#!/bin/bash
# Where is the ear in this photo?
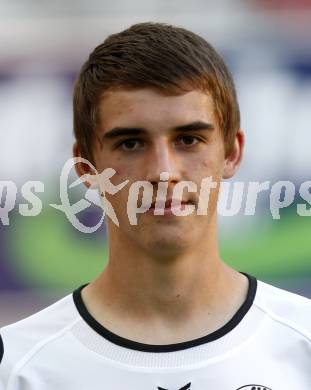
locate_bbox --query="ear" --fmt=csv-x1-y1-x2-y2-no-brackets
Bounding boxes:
72,142,96,189
222,129,245,179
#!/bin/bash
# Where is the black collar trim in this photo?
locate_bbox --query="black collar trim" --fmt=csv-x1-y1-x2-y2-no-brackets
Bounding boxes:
72,272,257,353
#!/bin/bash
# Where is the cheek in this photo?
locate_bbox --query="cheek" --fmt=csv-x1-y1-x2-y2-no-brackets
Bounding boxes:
201,155,224,174
199,159,215,176
201,159,211,169
110,157,137,178
100,159,128,184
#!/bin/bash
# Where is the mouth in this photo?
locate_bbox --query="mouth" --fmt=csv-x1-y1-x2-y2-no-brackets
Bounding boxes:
147,199,195,215
150,199,193,208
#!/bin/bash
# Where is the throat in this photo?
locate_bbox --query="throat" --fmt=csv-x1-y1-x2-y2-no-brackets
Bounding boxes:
81,264,249,346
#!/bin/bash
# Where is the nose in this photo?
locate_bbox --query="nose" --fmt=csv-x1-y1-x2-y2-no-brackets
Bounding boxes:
145,138,181,185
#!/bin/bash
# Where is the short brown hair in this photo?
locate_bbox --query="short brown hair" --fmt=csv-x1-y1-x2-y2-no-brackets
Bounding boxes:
73,22,240,164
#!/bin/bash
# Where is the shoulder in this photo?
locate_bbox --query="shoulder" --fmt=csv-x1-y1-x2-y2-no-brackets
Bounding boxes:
0,291,79,386
254,279,311,339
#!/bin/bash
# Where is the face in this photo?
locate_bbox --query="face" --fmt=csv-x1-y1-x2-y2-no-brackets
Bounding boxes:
75,88,243,256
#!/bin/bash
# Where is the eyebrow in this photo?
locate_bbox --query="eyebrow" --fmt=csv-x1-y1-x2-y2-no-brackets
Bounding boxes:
102,121,215,140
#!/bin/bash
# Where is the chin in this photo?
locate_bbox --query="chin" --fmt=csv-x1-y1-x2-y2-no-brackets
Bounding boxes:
140,229,194,257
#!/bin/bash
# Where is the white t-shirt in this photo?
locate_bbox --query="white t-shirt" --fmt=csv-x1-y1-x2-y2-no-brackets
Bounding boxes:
0,272,310,390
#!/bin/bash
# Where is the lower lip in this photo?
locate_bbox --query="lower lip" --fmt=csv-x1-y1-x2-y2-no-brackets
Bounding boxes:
146,203,191,216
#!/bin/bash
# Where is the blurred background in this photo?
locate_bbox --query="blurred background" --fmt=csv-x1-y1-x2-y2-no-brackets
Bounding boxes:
1,0,311,327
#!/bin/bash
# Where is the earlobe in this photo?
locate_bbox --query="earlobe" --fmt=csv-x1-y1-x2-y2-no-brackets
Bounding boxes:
223,160,236,179
222,129,245,179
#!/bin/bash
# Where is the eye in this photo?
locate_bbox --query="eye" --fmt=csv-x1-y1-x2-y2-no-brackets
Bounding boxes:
175,135,201,147
117,139,144,151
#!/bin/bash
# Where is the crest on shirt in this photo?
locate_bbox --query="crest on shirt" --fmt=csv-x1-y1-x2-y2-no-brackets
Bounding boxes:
157,383,272,390
235,385,272,390
158,382,191,390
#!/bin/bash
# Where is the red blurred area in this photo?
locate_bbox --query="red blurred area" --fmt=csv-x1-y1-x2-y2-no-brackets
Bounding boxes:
252,0,311,10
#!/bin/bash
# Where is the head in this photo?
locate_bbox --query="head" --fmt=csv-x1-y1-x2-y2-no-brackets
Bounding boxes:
73,22,244,257
73,22,241,165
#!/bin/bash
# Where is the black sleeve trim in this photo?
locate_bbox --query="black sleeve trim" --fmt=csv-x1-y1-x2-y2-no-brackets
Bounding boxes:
0,334,4,364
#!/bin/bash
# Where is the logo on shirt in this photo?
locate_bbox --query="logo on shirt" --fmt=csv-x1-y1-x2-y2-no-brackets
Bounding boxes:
236,386,272,390
158,383,191,390
157,383,271,390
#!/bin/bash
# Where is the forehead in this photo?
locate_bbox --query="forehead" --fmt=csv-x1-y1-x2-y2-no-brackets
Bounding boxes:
97,88,216,131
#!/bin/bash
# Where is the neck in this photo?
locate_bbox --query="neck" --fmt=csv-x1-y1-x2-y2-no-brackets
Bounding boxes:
83,222,249,342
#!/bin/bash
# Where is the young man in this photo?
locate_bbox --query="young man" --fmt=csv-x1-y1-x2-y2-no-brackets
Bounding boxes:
0,22,310,390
